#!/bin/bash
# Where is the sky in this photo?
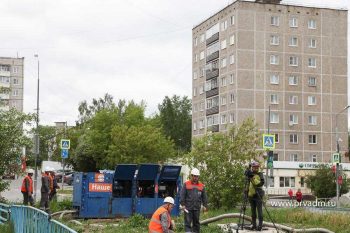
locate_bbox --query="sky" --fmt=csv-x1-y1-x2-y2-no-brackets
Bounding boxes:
0,0,349,126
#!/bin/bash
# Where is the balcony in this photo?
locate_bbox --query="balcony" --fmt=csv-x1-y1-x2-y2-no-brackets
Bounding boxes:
0,71,10,76
0,83,10,88
208,124,219,132
206,68,219,80
206,32,219,46
206,51,219,63
0,105,9,111
206,106,219,116
0,93,9,100
206,88,218,98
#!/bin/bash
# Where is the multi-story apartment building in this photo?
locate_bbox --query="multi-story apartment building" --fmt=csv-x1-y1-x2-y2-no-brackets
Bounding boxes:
0,57,24,112
192,0,348,192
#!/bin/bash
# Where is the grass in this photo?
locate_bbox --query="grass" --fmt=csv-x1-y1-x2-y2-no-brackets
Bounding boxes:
57,189,73,195
0,222,14,233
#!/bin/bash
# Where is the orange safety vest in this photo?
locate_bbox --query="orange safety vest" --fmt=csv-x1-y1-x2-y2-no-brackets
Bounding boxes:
48,174,54,192
148,206,171,233
21,175,33,193
185,180,204,191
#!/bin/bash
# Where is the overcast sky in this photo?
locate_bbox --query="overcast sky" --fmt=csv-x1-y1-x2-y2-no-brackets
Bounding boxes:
0,0,348,126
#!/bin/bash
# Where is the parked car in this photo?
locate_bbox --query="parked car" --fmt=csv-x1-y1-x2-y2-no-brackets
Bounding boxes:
55,170,73,182
64,173,74,185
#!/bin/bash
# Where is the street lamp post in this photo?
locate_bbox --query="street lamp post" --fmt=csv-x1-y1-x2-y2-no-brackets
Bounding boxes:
33,54,40,203
335,105,349,207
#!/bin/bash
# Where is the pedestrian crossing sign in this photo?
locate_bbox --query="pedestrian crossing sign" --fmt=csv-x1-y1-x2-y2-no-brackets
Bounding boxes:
263,134,275,150
60,139,70,150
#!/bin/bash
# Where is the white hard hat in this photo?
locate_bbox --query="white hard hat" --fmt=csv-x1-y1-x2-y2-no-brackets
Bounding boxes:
164,197,175,205
27,169,34,174
191,168,200,176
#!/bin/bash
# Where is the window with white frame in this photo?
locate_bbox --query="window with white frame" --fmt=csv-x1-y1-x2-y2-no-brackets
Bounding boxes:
288,75,298,85
308,77,316,86
275,134,279,143
230,15,235,25
270,35,279,45
289,37,298,46
308,115,317,125
200,67,205,78
206,41,219,57
200,33,205,42
200,102,205,111
289,114,298,124
269,176,275,187
289,17,298,27
221,20,227,31
194,54,198,62
290,154,298,161
193,103,198,113
290,134,298,144
229,35,235,45
311,154,317,162
206,23,219,39
206,96,219,109
193,122,197,131
270,55,279,65
270,74,279,84
221,58,227,68
221,76,227,87
289,56,298,66
270,94,278,104
309,134,317,144
200,51,205,60
308,58,316,68
0,76,10,83
13,67,18,73
13,78,19,85
221,39,227,49
221,96,227,105
194,37,198,46
271,16,279,26
229,54,234,64
308,19,316,29
230,74,234,84
280,177,295,187
207,114,219,127
199,85,204,94
205,78,218,91
12,90,19,96
270,112,279,123
193,87,197,96
289,95,298,104
221,114,227,124
309,38,317,48
199,119,205,129
193,71,198,80
308,96,316,105
229,113,234,123
230,93,234,103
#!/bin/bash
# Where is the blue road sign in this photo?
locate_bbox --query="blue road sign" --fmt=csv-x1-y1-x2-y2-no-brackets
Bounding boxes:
61,149,69,159
263,134,275,150
60,139,70,149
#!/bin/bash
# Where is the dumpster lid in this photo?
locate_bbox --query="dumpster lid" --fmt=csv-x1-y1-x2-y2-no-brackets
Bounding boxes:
159,165,182,181
114,164,137,180
136,164,160,181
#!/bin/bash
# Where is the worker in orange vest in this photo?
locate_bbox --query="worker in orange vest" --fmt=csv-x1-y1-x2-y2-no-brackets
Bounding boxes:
148,197,175,233
21,169,34,206
40,167,51,213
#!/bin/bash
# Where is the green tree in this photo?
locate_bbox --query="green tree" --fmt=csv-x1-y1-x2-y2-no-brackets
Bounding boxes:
158,95,192,152
0,109,34,192
306,164,349,198
185,118,261,209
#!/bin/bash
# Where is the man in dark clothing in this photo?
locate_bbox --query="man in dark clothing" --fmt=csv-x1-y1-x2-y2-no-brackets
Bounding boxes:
247,161,265,231
21,169,34,206
180,168,208,233
49,171,60,201
40,167,51,213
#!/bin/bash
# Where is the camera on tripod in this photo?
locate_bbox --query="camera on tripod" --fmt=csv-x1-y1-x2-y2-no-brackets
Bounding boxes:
244,165,254,178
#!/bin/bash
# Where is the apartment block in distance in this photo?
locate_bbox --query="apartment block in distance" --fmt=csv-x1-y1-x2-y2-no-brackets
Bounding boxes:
192,0,348,192
0,57,24,112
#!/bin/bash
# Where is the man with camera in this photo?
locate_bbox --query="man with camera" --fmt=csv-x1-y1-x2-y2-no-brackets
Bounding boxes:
246,161,265,231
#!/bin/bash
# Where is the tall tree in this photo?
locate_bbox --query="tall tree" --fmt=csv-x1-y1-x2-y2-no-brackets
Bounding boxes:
0,109,34,192
158,95,192,152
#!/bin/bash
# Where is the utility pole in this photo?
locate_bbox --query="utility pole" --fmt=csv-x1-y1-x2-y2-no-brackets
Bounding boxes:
33,54,40,203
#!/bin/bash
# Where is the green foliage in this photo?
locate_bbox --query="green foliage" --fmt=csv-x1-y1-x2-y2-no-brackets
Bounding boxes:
305,164,349,198
49,199,73,213
158,95,192,152
185,118,261,209
0,109,34,192
0,222,14,233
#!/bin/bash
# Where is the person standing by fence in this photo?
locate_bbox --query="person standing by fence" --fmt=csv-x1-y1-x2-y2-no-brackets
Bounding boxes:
21,169,34,206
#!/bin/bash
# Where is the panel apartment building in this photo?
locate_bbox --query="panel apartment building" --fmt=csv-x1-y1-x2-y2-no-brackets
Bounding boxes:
192,0,348,191
0,57,24,112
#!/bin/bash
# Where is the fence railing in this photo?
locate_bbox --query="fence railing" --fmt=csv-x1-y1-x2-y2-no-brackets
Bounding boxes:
0,203,77,233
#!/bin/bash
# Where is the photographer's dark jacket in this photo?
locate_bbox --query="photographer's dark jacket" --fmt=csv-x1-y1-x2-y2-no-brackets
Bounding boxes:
180,180,208,210
248,172,264,199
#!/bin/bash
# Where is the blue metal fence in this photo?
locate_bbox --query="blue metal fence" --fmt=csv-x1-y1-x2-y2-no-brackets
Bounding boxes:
0,203,77,233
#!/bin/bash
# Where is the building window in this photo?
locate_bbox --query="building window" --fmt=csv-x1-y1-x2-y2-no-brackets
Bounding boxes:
308,19,316,29
275,134,279,143
12,90,19,96
221,96,227,105
288,76,298,85
289,95,298,105
13,67,18,73
205,78,218,91
221,114,227,124
289,114,298,124
230,15,235,25
221,20,227,31
229,54,234,64
221,77,227,87
308,134,317,144
194,37,198,46
311,154,317,162
199,85,204,95
290,134,298,144
270,35,279,45
308,115,317,125
207,114,219,127
199,119,205,129
193,122,197,131
200,51,205,60
309,38,317,48
270,94,278,104
200,34,205,42
308,96,316,105
290,154,298,161
280,177,295,187
194,54,198,62
206,23,219,39
270,55,279,65
193,71,198,80
269,177,274,187
206,41,219,58
230,74,234,84
308,77,316,86
271,16,279,26
273,153,279,161
308,58,316,68
270,112,279,123
230,93,234,103
221,58,227,68
193,104,197,113
270,74,279,84
289,56,298,66
0,76,10,83
200,67,205,78
289,37,298,47
221,39,227,50
206,96,219,109
229,35,235,45
200,102,204,111
289,17,298,27
300,177,305,187
0,65,10,71
13,78,19,85
193,87,197,97
229,113,234,123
